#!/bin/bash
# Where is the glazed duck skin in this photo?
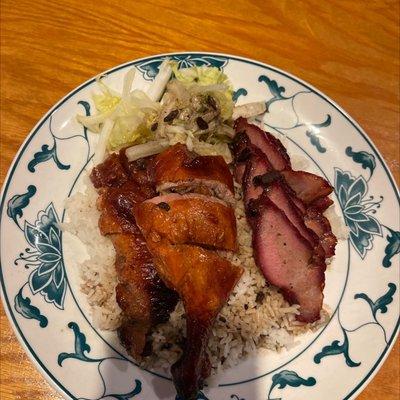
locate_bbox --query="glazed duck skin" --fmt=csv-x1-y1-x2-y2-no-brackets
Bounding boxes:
90,151,178,357
133,240,243,400
169,245,242,400
135,193,237,252
152,143,235,203
134,192,243,400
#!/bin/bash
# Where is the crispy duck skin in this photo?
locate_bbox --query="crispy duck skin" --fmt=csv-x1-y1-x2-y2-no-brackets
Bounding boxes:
134,192,242,400
111,232,178,356
91,153,130,189
169,246,242,400
152,143,234,202
135,239,242,400
136,193,237,252
90,151,178,357
248,194,325,322
91,151,156,200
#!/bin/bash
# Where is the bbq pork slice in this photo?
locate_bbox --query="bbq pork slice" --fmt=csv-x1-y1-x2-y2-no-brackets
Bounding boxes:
152,143,235,204
230,131,252,184
234,117,291,171
262,181,322,252
242,147,274,207
243,152,326,259
280,170,333,205
304,207,337,258
90,151,178,357
249,195,325,322
233,119,333,203
231,118,336,322
309,196,334,213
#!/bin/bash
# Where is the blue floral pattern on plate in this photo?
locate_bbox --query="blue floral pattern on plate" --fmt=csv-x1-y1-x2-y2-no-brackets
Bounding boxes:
6,185,37,230
335,168,382,258
137,54,228,81
23,203,66,309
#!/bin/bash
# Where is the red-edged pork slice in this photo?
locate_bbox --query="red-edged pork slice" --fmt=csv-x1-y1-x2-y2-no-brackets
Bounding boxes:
234,117,291,171
277,185,336,258
262,181,320,249
242,148,274,207
235,164,246,186
242,153,319,248
248,195,325,322
287,191,307,214
309,196,334,212
280,170,333,204
274,177,336,258
304,208,337,258
267,174,309,215
230,132,252,184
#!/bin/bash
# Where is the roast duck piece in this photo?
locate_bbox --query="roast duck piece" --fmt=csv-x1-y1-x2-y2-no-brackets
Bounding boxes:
152,143,235,204
134,193,242,399
90,152,179,358
92,144,243,400
231,117,337,323
134,144,243,400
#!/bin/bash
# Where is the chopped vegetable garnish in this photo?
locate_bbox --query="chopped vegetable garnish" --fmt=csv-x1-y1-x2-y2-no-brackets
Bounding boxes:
125,140,169,161
77,60,266,164
232,101,266,120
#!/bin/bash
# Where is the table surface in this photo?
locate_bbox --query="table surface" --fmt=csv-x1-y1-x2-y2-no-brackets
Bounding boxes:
1,0,399,399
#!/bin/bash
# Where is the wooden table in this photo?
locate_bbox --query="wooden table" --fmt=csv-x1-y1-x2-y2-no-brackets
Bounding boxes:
1,0,399,399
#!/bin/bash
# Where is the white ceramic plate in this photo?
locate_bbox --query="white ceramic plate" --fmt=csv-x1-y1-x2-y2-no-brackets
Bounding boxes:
1,52,399,400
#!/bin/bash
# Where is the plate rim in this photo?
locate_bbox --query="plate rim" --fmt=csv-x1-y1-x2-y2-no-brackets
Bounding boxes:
0,51,399,400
